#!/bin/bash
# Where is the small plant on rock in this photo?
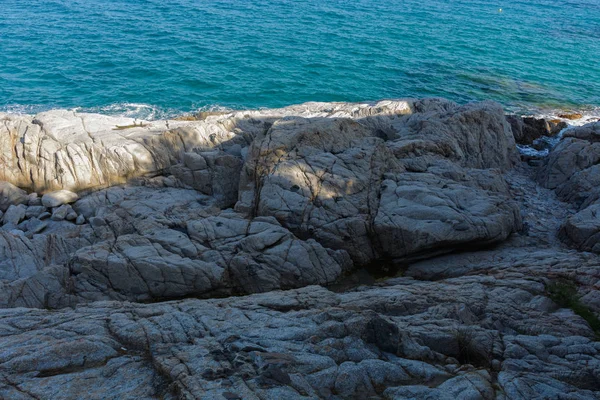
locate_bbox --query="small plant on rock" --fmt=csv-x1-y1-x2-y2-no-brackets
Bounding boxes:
546,279,600,336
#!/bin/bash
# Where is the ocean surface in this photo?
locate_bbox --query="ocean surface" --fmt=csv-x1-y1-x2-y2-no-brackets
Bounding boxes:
1,0,599,119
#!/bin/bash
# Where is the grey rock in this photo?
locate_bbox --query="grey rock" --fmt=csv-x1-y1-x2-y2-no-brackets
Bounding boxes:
183,151,208,170
0,100,597,399
236,104,520,266
538,122,600,252
29,218,48,234
75,214,85,225
25,205,46,219
172,150,243,208
68,212,351,302
66,209,78,221
0,181,28,212
560,203,600,253
27,192,42,206
2,204,26,225
51,204,71,221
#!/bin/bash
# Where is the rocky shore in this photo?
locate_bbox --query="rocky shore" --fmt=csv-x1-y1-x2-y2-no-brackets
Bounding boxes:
0,99,598,399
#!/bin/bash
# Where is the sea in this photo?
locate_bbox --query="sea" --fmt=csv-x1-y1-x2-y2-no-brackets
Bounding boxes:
1,0,599,121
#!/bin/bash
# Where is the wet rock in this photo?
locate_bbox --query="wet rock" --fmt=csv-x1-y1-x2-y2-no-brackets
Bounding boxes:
558,112,583,120
506,115,558,145
548,119,568,136
75,214,85,225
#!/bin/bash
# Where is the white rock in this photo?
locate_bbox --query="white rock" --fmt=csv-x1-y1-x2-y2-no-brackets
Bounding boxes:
42,190,79,208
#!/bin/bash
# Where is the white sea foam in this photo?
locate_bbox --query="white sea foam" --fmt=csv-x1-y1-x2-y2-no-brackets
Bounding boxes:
0,103,239,121
527,106,600,127
514,106,600,158
73,103,180,121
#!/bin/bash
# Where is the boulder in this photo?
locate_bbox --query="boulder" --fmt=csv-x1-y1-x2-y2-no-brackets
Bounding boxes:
2,204,26,225
560,203,600,253
538,122,600,206
548,119,568,136
51,204,71,221
25,205,46,219
0,181,28,212
42,190,79,208
236,117,401,265
27,192,41,206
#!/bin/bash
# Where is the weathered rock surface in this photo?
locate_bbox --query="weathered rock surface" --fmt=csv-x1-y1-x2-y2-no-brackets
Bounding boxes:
0,181,28,212
538,122,600,253
69,212,350,303
1,269,598,399
0,100,598,399
0,183,351,308
237,101,521,265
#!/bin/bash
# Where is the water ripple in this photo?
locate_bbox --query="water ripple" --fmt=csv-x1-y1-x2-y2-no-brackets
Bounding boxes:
0,0,598,116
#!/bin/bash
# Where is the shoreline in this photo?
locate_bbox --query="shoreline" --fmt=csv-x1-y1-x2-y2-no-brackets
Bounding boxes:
1,99,600,126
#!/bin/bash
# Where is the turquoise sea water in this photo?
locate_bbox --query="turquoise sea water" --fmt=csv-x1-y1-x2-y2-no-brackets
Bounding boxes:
1,0,599,119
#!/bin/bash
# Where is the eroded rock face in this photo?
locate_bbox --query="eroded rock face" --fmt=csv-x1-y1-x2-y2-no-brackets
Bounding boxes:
374,170,521,261
1,268,599,400
170,150,244,208
0,183,351,307
0,110,267,194
237,117,401,265
539,122,600,253
69,212,350,303
237,101,521,265
1,99,595,399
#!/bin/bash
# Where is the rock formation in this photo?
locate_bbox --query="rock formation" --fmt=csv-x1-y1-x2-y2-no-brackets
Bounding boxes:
535,121,600,254
0,100,598,399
